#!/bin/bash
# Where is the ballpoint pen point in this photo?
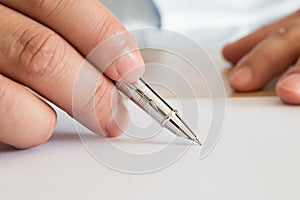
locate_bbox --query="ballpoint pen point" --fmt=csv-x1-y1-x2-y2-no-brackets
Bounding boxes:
193,138,202,146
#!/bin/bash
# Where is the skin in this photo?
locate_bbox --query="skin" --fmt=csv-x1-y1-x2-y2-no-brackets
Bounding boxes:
0,0,144,149
223,9,300,105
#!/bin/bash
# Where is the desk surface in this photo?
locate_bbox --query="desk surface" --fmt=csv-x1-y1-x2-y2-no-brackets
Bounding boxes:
1,50,299,200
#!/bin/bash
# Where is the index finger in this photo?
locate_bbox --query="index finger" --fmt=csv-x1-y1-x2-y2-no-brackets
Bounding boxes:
1,0,144,82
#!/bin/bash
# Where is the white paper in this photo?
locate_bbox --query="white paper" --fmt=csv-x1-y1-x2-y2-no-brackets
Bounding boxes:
1,50,300,200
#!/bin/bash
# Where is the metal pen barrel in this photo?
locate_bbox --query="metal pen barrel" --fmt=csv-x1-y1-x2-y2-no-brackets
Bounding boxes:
116,78,201,145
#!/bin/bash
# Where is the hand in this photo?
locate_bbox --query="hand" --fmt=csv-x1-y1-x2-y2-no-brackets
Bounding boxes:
0,0,144,148
223,9,300,105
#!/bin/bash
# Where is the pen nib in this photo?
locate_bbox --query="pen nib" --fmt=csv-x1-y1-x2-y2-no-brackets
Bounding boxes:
193,138,202,146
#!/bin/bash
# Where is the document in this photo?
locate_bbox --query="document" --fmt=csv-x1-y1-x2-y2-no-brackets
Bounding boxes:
1,50,299,200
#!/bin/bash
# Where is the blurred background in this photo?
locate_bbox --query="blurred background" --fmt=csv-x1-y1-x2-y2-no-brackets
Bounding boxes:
99,0,300,48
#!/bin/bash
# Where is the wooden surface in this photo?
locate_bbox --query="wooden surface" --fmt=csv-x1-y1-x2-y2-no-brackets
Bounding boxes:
222,68,277,97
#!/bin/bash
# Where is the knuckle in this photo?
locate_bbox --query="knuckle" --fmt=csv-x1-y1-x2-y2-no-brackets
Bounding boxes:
272,27,288,38
98,14,117,37
272,27,292,43
272,23,300,50
85,12,124,49
16,30,64,78
271,28,289,44
27,0,65,16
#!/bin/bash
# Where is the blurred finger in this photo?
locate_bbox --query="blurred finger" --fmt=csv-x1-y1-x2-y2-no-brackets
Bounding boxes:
223,9,300,64
229,18,300,92
0,74,56,149
276,58,300,105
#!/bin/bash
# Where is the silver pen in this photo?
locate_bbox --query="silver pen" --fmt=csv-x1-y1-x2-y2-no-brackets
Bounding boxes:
116,78,201,145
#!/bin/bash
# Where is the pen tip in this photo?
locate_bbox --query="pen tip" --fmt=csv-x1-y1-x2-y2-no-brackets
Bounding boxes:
193,138,202,146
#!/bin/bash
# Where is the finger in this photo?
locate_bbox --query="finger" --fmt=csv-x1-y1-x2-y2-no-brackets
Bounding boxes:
0,5,128,137
276,58,300,105
223,9,300,64
229,18,300,92
0,74,56,149
72,64,129,137
1,0,145,83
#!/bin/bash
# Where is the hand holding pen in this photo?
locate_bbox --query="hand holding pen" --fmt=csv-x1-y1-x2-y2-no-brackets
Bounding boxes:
0,1,144,148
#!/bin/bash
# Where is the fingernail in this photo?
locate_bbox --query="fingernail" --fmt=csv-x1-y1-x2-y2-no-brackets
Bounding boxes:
230,66,253,88
116,52,145,83
278,74,300,94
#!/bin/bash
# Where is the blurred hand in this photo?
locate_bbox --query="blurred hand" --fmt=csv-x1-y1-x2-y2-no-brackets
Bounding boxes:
223,9,300,104
0,0,144,148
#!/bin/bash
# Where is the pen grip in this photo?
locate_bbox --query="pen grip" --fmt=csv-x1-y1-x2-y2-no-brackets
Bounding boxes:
116,78,199,140
116,78,175,125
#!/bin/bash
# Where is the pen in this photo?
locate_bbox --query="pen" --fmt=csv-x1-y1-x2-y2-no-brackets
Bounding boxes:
116,78,201,145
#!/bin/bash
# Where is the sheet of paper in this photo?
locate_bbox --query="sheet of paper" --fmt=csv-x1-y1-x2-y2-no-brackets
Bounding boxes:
1,50,300,200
